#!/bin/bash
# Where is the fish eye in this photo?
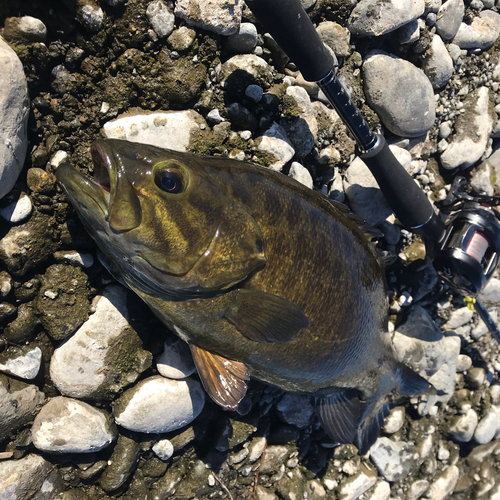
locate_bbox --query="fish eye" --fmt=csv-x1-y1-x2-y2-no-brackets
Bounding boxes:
154,166,185,194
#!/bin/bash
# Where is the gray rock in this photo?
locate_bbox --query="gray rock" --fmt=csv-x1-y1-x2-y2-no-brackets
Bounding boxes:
76,0,104,32
276,394,314,429
474,407,500,444
156,339,196,379
300,0,317,8
225,22,258,54
369,437,415,482
363,51,436,138
448,408,478,442
206,109,224,125
245,84,263,102
0,345,41,380
255,122,295,171
152,439,175,461
435,0,464,40
53,250,94,268
456,354,472,372
0,37,29,200
103,110,207,152
0,191,32,224
289,162,314,189
366,480,390,500
32,396,117,453
452,15,500,49
348,0,425,37
440,87,494,169
480,277,500,303
175,0,244,36
167,27,196,51
444,306,473,329
425,0,442,12
113,375,205,433
3,16,47,43
422,34,453,89
50,285,152,399
382,406,405,434
407,479,430,500
424,465,459,500
146,0,175,38
398,19,420,44
316,21,351,58
226,102,258,132
222,54,272,83
0,454,52,500
339,464,377,499
0,374,45,441
344,156,393,227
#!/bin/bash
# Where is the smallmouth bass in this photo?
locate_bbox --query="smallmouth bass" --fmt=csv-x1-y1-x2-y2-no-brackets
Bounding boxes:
56,138,431,453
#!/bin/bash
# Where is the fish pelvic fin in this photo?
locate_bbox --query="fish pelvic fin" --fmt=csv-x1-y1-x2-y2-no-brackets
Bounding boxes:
355,362,433,455
314,389,361,445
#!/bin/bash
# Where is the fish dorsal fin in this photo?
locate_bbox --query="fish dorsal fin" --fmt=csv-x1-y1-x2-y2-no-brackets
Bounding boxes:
314,389,361,445
223,289,310,343
327,199,383,241
190,344,249,410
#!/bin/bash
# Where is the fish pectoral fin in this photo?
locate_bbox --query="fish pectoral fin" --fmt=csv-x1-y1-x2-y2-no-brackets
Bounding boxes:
222,289,310,343
190,344,249,411
355,398,391,455
314,390,361,445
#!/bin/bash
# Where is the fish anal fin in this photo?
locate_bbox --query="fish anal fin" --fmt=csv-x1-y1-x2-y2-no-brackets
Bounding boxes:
223,289,310,343
190,344,249,410
314,389,361,445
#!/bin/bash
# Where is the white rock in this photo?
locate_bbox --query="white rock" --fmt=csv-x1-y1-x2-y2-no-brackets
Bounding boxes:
435,0,464,40
156,339,196,379
103,110,207,152
50,285,152,399
175,0,244,36
78,1,104,32
0,192,32,224
456,354,472,372
146,0,175,38
339,464,377,500
382,406,405,434
225,23,258,54
53,250,94,268
0,37,29,200
452,16,500,49
363,51,436,138
222,54,272,82
407,479,430,500
425,465,459,500
0,346,41,380
480,278,500,303
152,439,175,461
289,162,313,189
7,16,47,42
448,408,478,442
49,150,69,169
422,34,453,89
444,306,474,329
0,454,52,500
32,397,117,453
369,437,415,482
113,375,205,433
366,480,391,500
255,122,295,171
348,0,425,37
474,407,500,444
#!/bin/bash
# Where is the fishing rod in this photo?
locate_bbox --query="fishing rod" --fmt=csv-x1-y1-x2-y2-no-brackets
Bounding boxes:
245,0,500,340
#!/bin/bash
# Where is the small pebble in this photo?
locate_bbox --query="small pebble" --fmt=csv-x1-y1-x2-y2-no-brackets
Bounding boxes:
0,192,32,224
152,439,174,461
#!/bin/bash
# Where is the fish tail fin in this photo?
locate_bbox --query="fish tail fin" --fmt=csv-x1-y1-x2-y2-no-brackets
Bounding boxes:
355,362,433,455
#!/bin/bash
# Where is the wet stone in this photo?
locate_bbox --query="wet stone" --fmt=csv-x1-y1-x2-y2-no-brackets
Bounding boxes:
260,445,289,474
31,396,117,453
369,437,415,482
2,301,38,343
0,345,42,380
156,338,196,379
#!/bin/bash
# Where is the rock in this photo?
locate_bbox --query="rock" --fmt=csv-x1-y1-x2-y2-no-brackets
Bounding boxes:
225,22,258,54
348,0,425,37
480,277,500,303
50,285,152,400
0,191,32,224
222,53,272,84
448,408,478,442
363,51,436,138
99,434,141,492
425,465,459,500
382,406,405,434
167,27,196,51
435,0,465,40
0,37,29,200
452,16,500,50
174,0,244,36
0,454,52,499
32,397,117,453
226,102,258,132
2,301,38,343
466,366,486,389
103,110,207,152
276,394,314,429
289,162,314,189
255,122,295,171
3,16,47,43
156,339,196,379
0,374,45,441
369,437,415,482
366,480,391,500
339,463,378,500
399,19,420,44
422,34,453,89
113,375,205,433
343,156,393,227
152,439,175,461
474,407,500,444
444,306,473,329
456,354,472,372
407,479,430,500
245,84,264,102
146,0,175,38
317,21,351,58
440,87,494,169
0,345,42,380
53,250,94,268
